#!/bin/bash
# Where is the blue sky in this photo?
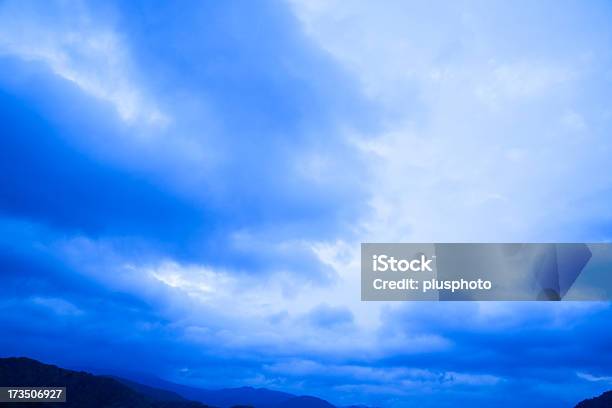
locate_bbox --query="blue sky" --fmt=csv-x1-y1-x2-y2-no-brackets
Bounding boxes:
1,0,612,407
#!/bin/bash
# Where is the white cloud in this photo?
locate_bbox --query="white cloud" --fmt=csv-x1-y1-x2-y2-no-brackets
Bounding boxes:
265,359,502,388
289,0,612,244
281,1,612,344
577,372,612,383
49,232,458,359
474,61,572,109
0,1,168,126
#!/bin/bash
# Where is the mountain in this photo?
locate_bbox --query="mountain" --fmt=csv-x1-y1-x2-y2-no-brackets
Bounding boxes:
0,357,373,408
176,385,292,408
107,371,338,408
0,357,211,408
143,382,294,408
277,396,335,408
575,390,612,407
106,376,189,402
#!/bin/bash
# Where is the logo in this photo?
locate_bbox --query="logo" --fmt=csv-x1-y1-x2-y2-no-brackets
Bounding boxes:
372,254,434,272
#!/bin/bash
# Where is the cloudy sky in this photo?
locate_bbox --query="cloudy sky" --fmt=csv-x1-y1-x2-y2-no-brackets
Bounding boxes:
1,1,612,407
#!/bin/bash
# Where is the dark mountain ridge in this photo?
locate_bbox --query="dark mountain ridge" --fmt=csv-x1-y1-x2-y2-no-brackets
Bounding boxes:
0,357,210,408
1,357,608,408
0,357,363,408
575,390,612,408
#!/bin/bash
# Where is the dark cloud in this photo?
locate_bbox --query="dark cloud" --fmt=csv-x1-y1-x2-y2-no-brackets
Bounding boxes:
0,82,208,243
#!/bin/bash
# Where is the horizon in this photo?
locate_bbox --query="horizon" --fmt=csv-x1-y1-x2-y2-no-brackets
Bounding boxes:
1,1,612,407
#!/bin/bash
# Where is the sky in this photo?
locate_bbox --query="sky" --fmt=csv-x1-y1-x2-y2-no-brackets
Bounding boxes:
1,0,612,407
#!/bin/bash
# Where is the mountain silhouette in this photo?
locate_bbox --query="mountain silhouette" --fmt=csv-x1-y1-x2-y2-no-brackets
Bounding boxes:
0,357,370,408
277,396,335,408
104,376,192,402
0,357,212,408
131,380,294,408
107,367,365,408
575,390,612,407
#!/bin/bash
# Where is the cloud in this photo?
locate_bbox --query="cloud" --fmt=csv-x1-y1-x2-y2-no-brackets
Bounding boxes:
577,372,612,384
474,60,573,109
30,296,84,316
305,304,355,329
0,0,168,126
0,96,205,243
265,359,501,388
290,0,612,243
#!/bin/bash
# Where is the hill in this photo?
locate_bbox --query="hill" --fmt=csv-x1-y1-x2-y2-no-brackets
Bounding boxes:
0,357,374,408
575,390,612,408
0,357,211,408
277,396,335,408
